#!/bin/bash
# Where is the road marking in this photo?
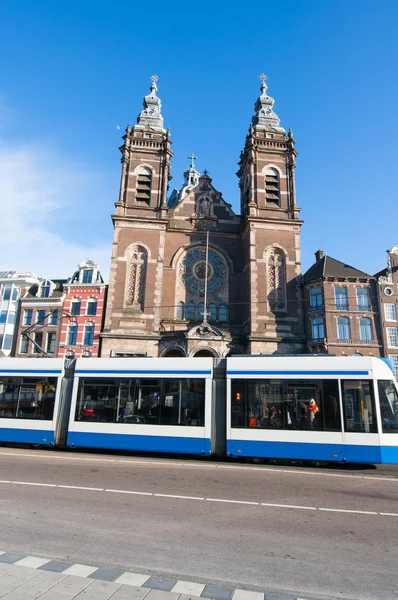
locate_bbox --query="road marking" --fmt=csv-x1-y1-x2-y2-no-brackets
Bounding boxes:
0,478,396,517
0,449,397,484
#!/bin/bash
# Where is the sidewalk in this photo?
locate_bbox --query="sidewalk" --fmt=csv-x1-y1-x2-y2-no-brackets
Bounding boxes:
0,551,308,600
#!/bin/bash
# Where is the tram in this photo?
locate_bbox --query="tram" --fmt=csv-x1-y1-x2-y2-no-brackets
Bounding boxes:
0,356,397,464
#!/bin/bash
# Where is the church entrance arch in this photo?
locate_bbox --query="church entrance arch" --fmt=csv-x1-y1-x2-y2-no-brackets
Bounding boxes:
191,347,218,358
161,347,186,357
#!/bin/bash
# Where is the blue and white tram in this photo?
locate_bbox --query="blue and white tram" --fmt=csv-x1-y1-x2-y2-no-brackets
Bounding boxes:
65,357,215,455
226,356,398,464
0,358,65,445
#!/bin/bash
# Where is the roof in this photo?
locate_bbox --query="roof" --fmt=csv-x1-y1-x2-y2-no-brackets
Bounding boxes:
303,255,372,282
24,279,66,299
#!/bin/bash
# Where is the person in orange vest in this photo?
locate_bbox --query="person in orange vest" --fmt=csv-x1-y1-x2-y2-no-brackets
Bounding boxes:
308,398,319,428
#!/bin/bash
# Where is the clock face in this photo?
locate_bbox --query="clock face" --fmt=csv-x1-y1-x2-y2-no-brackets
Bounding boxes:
180,249,226,294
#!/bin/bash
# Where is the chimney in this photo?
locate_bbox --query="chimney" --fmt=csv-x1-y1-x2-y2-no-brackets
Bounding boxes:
315,249,324,262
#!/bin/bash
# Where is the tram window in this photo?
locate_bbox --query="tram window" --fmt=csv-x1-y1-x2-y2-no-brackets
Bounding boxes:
377,381,398,433
342,380,377,433
231,379,341,431
0,377,57,420
75,378,205,426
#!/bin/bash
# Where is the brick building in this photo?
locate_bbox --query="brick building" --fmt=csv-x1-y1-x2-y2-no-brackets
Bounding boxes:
101,76,305,357
58,259,106,359
375,245,398,376
14,278,65,357
302,250,382,357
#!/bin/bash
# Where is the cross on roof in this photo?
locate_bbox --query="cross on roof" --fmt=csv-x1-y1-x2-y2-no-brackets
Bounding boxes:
259,73,267,82
151,74,159,83
188,153,197,168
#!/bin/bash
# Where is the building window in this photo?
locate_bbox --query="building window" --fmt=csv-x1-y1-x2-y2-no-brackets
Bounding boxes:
50,311,58,326
310,288,323,311
82,269,93,284
385,304,397,321
83,324,95,346
34,332,43,353
186,302,195,320
342,380,377,433
386,327,398,348
357,288,370,311
40,281,51,298
218,304,228,322
20,336,28,354
71,300,81,316
335,287,348,310
68,324,78,345
208,303,217,322
12,288,19,301
136,167,152,203
3,335,12,351
126,245,147,310
0,311,7,323
46,332,56,354
265,168,280,205
87,299,97,316
8,312,16,324
267,248,286,310
37,310,46,325
176,301,185,320
198,302,204,319
389,355,398,378
360,317,373,341
24,310,33,326
337,316,351,340
3,286,11,301
312,317,325,339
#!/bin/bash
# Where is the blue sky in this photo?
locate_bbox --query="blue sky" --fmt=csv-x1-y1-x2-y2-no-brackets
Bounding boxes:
0,0,397,280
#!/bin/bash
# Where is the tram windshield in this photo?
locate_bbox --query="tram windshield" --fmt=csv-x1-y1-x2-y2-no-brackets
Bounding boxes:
377,381,398,432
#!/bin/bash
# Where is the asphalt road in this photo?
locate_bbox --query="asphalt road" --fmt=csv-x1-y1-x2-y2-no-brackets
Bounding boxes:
0,448,397,600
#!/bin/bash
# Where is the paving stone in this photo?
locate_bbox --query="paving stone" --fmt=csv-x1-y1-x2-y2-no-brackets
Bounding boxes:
14,557,50,569
115,572,150,587
4,570,67,597
39,560,73,573
0,563,18,575
110,584,151,599
62,564,98,577
142,577,178,592
233,591,264,600
201,585,233,600
72,579,121,599
34,574,93,600
172,580,205,596
0,554,25,564
265,595,296,600
0,566,39,594
89,567,123,582
178,595,204,600
143,590,180,600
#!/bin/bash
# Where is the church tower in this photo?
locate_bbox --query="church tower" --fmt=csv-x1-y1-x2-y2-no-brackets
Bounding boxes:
237,75,304,354
101,76,173,357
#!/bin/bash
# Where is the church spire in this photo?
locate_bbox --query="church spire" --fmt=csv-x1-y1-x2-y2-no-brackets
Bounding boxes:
251,74,285,133
134,74,165,132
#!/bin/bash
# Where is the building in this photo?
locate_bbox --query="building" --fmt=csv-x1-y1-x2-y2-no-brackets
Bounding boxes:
0,271,40,357
101,75,304,357
58,259,106,358
14,278,65,357
302,250,382,356
375,245,398,376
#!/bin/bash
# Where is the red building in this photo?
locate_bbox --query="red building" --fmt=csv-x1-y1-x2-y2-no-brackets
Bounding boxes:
58,259,107,358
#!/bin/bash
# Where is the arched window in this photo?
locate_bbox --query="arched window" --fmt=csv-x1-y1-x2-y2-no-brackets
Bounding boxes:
71,299,81,316
267,248,286,310
87,298,97,316
265,168,280,205
337,316,351,340
360,317,373,341
186,302,195,320
136,167,152,203
312,317,325,340
84,322,95,346
208,303,217,321
176,301,185,320
126,245,147,310
218,304,228,322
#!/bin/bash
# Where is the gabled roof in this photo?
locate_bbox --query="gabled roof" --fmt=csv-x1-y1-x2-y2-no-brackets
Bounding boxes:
303,255,372,282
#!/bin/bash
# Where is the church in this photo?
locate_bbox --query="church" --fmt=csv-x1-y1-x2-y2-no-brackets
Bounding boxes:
100,75,305,357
